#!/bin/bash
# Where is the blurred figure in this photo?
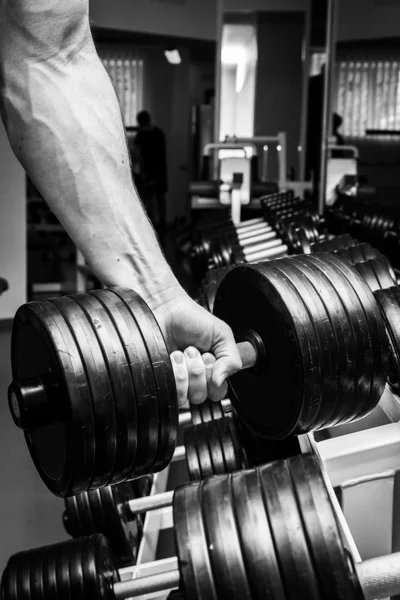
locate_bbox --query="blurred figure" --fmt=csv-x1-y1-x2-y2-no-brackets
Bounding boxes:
332,112,345,146
134,111,168,235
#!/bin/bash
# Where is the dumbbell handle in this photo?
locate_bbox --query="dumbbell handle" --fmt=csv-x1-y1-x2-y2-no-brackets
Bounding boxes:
113,552,400,599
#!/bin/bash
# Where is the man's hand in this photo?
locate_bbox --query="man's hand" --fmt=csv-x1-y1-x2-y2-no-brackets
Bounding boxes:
154,295,242,407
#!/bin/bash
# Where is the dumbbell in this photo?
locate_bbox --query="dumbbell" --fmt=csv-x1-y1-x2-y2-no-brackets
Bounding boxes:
4,453,400,600
374,285,400,386
8,253,391,495
191,220,276,275
63,479,151,568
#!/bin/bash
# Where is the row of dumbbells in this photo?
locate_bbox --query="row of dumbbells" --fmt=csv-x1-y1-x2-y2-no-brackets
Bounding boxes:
61,398,299,569
3,451,400,600
327,195,400,268
198,233,397,315
189,191,323,277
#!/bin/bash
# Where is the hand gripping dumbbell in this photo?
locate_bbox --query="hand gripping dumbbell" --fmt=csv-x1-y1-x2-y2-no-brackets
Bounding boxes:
8,254,391,495
4,453,400,600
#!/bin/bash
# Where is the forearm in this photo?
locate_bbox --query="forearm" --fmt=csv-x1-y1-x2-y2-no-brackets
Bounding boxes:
0,2,183,308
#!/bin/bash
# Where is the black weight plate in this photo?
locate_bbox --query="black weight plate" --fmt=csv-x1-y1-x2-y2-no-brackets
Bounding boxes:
202,475,252,600
259,460,321,600
205,420,227,475
218,417,244,474
95,535,120,600
98,293,158,479
69,539,86,600
184,425,202,481
291,255,355,428
213,264,303,439
173,482,218,600
73,293,135,484
272,260,337,431
55,539,72,600
43,543,58,599
305,255,371,426
89,291,140,482
76,491,97,533
49,296,116,490
194,423,214,479
354,262,381,292
64,495,84,538
80,536,109,600
111,288,178,474
29,549,46,600
191,401,212,425
374,288,400,383
16,551,32,600
231,469,285,600
321,254,388,421
11,301,95,496
257,261,322,433
347,245,367,264
289,454,364,600
98,484,137,566
369,258,396,290
210,401,224,420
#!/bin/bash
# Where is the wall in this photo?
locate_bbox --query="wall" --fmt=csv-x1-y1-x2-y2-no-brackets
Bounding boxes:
254,12,305,180
338,0,400,42
0,124,26,321
90,0,217,41
223,0,310,11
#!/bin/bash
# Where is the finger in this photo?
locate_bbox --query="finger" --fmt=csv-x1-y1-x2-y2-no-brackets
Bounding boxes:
203,352,227,402
212,324,243,388
170,351,189,407
184,346,208,405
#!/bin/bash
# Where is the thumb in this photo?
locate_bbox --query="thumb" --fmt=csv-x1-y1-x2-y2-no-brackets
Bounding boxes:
211,326,242,387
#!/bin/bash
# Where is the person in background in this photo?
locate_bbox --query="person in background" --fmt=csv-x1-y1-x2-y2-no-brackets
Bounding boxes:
134,110,168,236
332,112,345,146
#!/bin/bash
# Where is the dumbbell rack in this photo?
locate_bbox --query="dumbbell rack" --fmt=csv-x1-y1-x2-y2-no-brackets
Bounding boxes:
116,384,400,600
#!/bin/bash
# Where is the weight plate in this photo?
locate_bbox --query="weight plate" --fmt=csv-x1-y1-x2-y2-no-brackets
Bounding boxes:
16,551,32,600
374,288,400,383
69,538,86,600
231,469,285,600
304,254,371,425
11,301,95,496
259,460,321,600
183,425,202,481
111,288,178,474
77,490,98,533
321,254,388,421
272,260,337,430
100,292,158,479
43,543,58,599
55,539,72,600
89,291,140,482
213,264,304,439
347,245,367,264
218,417,244,474
194,422,214,479
81,535,119,600
202,475,252,600
73,293,135,485
29,549,46,600
369,258,396,290
191,401,212,425
2,555,20,600
354,262,381,292
289,454,364,600
275,255,354,430
205,420,227,476
173,482,218,600
64,495,84,538
257,261,322,433
49,296,116,490
98,483,138,566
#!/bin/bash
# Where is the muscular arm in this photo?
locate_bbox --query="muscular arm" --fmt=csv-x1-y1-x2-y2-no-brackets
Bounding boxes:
0,1,242,404
0,0,180,309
